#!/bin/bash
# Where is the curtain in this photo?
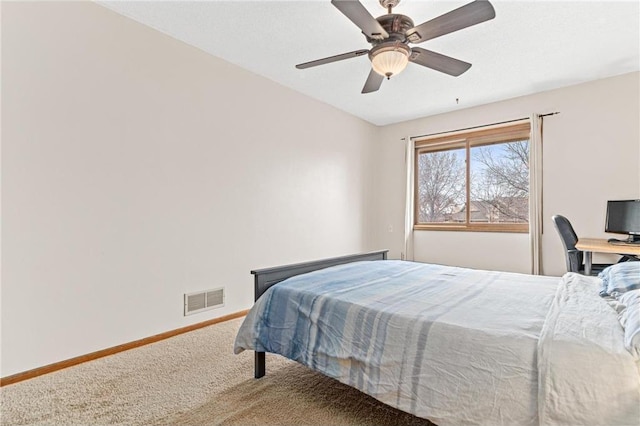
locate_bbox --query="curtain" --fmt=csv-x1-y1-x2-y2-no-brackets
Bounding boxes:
529,114,544,274
403,137,415,261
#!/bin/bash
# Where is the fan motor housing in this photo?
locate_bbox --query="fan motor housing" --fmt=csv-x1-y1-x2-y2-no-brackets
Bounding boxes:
366,14,415,44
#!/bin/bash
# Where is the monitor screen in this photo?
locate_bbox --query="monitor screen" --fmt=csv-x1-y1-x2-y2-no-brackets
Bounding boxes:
605,200,640,238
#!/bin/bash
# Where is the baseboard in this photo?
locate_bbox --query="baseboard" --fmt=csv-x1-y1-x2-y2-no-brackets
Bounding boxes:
0,309,249,387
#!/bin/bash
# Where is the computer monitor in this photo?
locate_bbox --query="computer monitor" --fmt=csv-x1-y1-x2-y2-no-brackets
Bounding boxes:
605,199,640,243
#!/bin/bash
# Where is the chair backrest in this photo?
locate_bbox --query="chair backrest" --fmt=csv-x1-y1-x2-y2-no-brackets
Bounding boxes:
552,214,583,272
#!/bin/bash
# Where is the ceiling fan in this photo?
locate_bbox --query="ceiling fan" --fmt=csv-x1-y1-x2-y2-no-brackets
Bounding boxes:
296,0,496,94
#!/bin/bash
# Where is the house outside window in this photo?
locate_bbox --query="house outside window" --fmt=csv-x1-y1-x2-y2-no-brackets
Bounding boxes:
414,121,531,233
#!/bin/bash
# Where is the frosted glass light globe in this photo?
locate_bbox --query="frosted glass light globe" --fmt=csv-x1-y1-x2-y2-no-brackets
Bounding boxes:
370,43,410,79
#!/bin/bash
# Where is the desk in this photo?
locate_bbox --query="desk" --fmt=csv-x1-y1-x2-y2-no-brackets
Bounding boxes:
575,238,640,275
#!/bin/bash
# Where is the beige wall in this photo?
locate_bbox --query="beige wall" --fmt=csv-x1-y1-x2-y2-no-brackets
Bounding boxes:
372,72,640,275
1,2,377,377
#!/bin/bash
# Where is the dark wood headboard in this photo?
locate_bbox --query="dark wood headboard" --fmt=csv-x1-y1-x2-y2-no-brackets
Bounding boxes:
250,250,389,301
249,249,389,378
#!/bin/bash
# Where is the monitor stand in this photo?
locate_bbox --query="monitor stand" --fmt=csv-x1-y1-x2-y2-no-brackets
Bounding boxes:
627,234,640,244
609,234,640,245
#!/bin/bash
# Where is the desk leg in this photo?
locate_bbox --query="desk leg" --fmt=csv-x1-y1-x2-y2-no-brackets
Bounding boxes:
584,251,592,276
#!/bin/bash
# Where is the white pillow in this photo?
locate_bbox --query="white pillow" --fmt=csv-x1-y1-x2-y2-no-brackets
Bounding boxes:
617,289,640,358
598,262,640,297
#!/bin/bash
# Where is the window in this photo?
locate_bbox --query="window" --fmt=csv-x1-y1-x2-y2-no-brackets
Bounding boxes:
414,121,531,232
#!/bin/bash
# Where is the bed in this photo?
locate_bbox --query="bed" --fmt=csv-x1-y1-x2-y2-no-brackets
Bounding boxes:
234,251,640,426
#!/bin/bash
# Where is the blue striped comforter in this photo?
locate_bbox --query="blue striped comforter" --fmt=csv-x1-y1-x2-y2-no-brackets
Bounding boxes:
234,260,640,425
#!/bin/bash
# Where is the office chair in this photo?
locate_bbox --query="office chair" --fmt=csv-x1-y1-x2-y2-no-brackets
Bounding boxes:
552,214,613,275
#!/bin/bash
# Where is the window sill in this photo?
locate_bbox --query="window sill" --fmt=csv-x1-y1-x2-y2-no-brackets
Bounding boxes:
413,224,529,233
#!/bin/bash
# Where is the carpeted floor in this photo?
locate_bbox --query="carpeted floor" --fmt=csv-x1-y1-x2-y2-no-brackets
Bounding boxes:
0,317,433,425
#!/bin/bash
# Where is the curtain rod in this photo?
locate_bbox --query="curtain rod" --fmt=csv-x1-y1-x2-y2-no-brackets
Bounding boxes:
405,111,560,141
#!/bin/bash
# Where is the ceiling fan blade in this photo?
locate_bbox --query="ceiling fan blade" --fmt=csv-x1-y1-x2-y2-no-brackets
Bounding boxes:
331,0,389,40
406,0,495,44
296,49,369,69
362,69,384,94
410,47,472,76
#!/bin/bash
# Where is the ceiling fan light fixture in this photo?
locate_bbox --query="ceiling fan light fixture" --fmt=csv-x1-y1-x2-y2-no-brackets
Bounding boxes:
370,43,411,79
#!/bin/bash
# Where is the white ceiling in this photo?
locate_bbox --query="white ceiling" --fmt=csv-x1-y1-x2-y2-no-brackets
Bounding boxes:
98,0,640,126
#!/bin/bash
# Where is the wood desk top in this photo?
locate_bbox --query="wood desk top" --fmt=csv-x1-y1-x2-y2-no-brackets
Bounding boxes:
576,238,640,256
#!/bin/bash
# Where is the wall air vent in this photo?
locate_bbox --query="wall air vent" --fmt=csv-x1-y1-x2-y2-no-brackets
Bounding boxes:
184,287,224,316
